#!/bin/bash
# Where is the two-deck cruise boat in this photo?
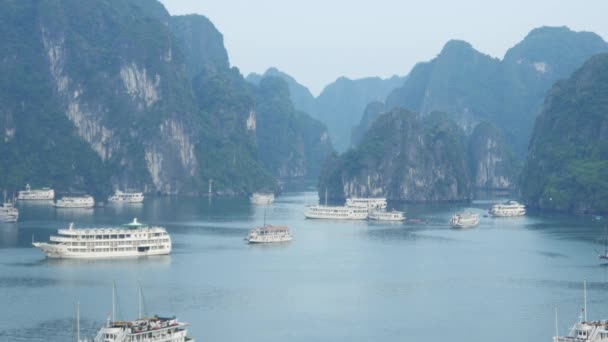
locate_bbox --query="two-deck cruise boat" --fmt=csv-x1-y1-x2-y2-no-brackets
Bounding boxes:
108,190,144,203
346,197,387,210
305,205,369,220
32,218,171,258
553,280,607,342
369,209,405,221
450,212,480,228
489,200,526,217
250,192,275,205
17,184,55,200
246,225,292,243
54,195,95,208
0,202,19,222
77,286,194,342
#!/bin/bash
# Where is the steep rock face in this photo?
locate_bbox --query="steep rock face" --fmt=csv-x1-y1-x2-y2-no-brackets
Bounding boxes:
254,76,333,179
246,68,316,116
319,110,471,201
315,75,406,152
0,0,278,196
190,66,277,193
468,122,519,189
170,15,230,79
522,54,608,214
385,27,608,156
350,101,385,148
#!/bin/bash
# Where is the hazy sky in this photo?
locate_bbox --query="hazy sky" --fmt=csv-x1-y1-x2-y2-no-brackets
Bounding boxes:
160,0,608,95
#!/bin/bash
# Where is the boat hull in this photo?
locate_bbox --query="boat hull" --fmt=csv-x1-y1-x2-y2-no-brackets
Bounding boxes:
246,237,292,243
304,213,368,220
33,243,170,259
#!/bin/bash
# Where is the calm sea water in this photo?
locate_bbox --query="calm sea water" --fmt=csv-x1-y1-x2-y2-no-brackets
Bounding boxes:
0,191,607,342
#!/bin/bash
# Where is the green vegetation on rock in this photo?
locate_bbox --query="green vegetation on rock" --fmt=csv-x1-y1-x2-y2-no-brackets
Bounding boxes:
522,54,608,213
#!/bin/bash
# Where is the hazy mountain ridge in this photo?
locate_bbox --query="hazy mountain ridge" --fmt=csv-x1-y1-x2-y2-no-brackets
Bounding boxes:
385,26,608,156
247,69,407,153
522,53,608,214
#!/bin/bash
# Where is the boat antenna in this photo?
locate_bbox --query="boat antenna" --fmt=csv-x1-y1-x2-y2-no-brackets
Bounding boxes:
138,284,142,319
554,305,559,338
584,279,588,322
112,281,116,322
76,301,80,342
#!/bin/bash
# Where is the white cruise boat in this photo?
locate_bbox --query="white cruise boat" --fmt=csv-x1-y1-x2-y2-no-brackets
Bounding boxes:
32,218,171,259
86,316,193,342
369,209,405,221
489,200,526,217
246,225,292,243
54,195,95,208
250,192,275,205
108,190,144,203
17,184,55,200
0,202,19,222
346,197,387,210
554,280,607,342
305,205,368,220
450,212,480,228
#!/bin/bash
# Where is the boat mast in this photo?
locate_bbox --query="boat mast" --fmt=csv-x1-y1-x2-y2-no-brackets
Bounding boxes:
584,279,588,322
554,305,559,338
325,188,328,206
112,281,116,322
138,285,142,319
76,301,80,342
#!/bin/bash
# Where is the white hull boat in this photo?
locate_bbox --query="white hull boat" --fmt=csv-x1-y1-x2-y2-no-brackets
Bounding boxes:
33,218,171,259
54,195,95,208
250,192,275,205
0,203,19,222
246,225,292,243
346,197,387,210
108,190,144,203
450,212,480,228
17,184,55,200
305,205,368,220
369,209,405,221
489,200,526,217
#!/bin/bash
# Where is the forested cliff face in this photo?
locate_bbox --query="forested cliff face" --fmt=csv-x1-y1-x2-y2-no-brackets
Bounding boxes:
319,110,472,201
522,54,608,214
468,122,519,189
0,0,330,197
385,27,608,156
0,0,203,197
254,77,333,179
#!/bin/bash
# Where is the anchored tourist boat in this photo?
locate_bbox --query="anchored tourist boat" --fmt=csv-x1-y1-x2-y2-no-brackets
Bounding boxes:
17,184,55,200
346,197,387,210
0,202,19,222
450,212,480,228
553,280,606,342
76,286,194,342
32,218,171,259
108,190,144,203
250,192,275,205
489,200,526,217
246,225,292,243
54,195,95,208
305,205,368,220
369,209,405,221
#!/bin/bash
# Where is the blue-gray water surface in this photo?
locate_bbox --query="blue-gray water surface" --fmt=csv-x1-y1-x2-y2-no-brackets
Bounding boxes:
0,191,607,342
